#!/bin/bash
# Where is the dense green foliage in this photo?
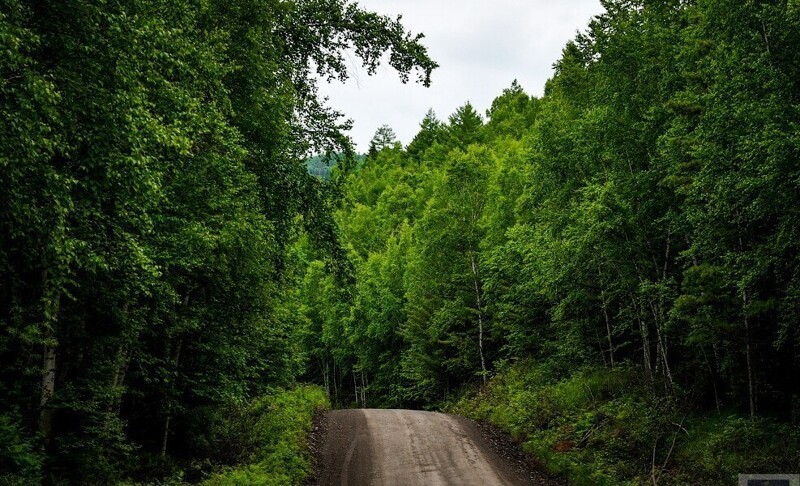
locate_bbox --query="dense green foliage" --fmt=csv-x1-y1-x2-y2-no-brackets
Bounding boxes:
451,361,799,485
306,154,364,181
299,0,800,481
5,0,800,483
202,386,329,486
0,0,433,482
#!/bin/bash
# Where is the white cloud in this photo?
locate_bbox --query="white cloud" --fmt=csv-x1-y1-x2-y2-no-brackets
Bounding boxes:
318,0,604,151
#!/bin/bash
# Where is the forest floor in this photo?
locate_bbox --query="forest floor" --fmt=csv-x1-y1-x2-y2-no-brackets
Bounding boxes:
307,409,564,486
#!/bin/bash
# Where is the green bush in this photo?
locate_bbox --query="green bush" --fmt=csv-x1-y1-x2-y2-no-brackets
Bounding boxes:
0,412,43,485
449,362,800,485
674,414,800,484
203,386,329,486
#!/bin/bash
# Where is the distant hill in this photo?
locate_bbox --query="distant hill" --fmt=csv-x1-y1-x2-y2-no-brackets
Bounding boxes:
306,153,366,180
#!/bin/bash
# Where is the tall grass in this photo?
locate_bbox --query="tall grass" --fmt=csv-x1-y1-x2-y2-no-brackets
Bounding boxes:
203,386,329,486
449,362,799,485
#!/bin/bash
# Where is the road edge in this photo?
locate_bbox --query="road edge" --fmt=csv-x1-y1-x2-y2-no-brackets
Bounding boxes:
305,407,329,485
467,417,567,485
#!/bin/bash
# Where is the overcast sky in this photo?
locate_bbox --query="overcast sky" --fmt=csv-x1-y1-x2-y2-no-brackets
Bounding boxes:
318,0,604,152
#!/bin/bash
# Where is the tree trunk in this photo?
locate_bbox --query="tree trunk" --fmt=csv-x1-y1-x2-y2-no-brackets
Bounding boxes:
110,304,131,414
110,344,130,414
161,337,183,460
323,361,330,397
743,289,756,418
656,324,673,388
640,317,652,376
594,323,608,367
332,361,339,406
161,293,191,459
469,252,487,383
361,370,366,407
649,301,673,388
760,17,772,59
160,415,171,460
658,231,674,388
701,346,721,412
631,293,652,377
654,329,662,376
353,370,359,408
39,268,60,440
601,290,614,367
39,345,56,438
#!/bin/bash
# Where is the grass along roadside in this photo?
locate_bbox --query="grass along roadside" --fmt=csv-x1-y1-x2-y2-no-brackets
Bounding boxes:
202,386,330,486
447,361,800,485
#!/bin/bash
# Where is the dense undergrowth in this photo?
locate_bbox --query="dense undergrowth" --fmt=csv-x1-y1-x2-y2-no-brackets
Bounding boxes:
2,386,329,486
201,386,329,486
449,362,800,485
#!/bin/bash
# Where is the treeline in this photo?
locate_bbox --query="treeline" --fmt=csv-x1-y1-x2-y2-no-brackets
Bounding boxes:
306,154,364,181
0,0,434,482
303,0,800,425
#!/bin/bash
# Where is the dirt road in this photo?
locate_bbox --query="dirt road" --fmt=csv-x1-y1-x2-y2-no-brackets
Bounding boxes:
313,409,559,486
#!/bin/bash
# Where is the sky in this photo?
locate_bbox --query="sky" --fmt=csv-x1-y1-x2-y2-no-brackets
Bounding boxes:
318,0,604,152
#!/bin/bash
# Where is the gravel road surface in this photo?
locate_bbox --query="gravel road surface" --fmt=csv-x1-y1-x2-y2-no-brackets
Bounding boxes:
312,409,561,486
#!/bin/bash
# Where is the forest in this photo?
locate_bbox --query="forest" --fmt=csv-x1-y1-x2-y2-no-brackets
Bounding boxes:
2,0,800,484
0,0,433,482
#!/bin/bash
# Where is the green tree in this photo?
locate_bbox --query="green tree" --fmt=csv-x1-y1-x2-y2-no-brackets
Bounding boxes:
0,0,436,480
368,125,399,159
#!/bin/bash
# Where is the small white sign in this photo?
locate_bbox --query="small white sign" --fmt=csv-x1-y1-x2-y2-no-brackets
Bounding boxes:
738,474,800,486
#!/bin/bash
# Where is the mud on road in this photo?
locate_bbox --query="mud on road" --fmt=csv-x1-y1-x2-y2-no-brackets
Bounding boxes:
309,409,563,486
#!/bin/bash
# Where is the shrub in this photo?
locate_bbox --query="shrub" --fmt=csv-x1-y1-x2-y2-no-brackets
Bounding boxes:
449,361,800,485
203,386,329,486
0,412,43,485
